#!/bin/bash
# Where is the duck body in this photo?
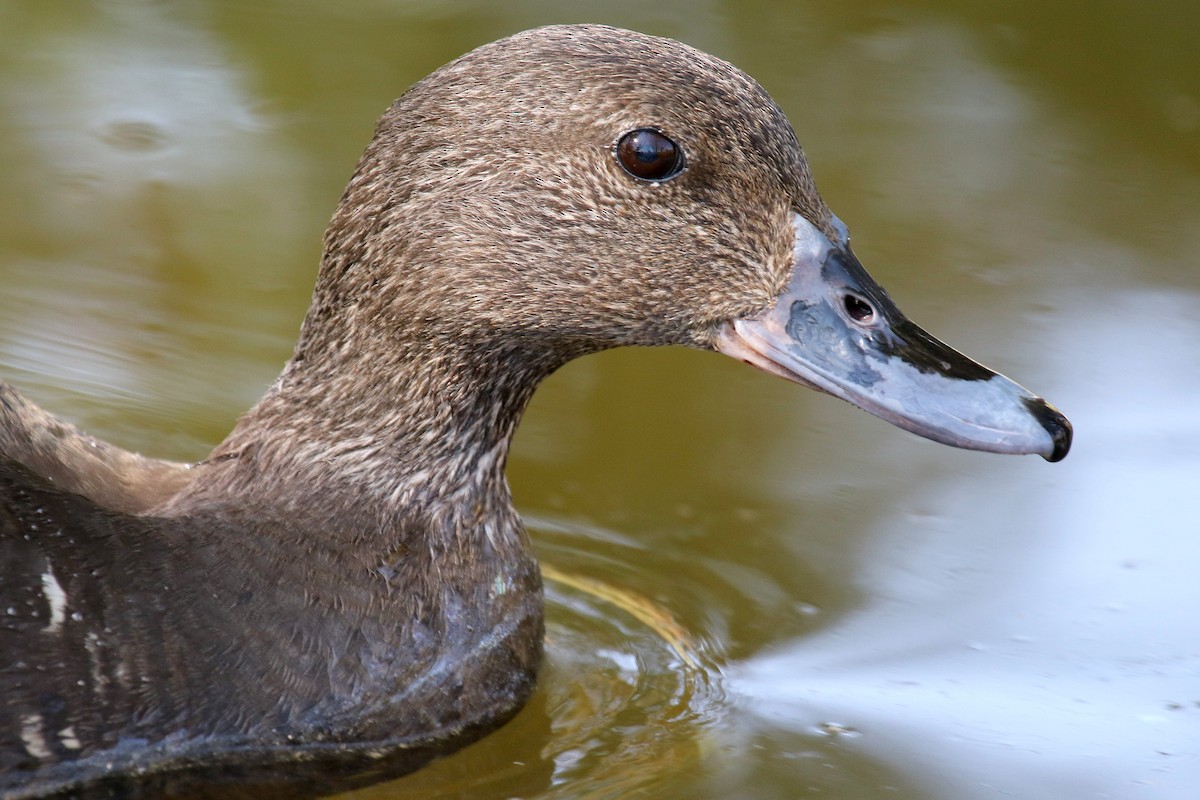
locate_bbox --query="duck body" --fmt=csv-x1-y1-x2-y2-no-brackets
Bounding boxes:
0,454,540,798
1,24,1070,798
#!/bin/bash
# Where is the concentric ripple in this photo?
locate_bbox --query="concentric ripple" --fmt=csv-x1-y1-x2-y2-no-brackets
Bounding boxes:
344,514,733,799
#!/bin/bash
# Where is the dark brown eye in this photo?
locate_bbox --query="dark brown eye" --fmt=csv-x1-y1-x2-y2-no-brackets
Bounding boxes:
615,128,685,182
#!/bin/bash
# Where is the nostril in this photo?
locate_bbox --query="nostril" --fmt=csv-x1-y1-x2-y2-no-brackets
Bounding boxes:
843,293,875,324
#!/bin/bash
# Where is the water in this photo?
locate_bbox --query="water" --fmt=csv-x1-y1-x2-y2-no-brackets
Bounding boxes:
2,1,1198,798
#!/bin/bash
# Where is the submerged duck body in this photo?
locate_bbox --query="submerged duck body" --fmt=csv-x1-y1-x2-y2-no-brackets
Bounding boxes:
0,24,1071,798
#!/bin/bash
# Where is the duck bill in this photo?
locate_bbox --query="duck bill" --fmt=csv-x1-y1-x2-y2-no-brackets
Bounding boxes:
716,214,1072,462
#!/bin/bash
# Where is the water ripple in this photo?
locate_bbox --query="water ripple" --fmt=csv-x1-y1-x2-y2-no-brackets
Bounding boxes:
346,515,730,799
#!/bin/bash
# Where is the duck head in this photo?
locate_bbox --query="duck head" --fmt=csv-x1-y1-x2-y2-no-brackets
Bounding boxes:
285,24,1069,471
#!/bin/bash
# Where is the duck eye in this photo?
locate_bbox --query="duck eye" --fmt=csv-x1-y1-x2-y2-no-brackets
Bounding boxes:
615,128,685,182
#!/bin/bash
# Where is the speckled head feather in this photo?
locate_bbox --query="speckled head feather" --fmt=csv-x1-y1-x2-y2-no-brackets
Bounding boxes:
306,24,832,354
164,24,838,514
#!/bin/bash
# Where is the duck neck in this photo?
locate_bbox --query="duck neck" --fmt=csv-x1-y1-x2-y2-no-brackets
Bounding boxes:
158,333,566,547
145,332,557,736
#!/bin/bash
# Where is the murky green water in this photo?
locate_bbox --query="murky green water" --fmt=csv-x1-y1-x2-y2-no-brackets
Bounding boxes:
2,1,1198,798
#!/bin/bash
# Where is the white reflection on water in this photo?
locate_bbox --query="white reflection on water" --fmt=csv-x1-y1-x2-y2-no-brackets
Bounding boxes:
0,1,307,448
734,290,1200,799
0,2,297,261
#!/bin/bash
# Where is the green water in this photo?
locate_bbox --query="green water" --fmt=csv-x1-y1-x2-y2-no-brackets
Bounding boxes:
1,1,1198,798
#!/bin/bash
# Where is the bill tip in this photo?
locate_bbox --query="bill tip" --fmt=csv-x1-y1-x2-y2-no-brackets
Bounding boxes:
1023,397,1072,462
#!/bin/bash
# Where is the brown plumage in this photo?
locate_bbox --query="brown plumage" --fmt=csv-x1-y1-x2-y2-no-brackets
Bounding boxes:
0,23,1069,799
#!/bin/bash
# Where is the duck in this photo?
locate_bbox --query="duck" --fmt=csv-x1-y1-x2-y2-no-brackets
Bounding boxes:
0,24,1071,799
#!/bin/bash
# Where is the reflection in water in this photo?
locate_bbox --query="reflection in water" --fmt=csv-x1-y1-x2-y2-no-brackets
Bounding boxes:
0,1,307,455
1,1,298,260
734,291,1200,799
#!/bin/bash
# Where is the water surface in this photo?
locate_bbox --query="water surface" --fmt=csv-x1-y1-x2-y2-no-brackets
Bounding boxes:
1,1,1197,798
